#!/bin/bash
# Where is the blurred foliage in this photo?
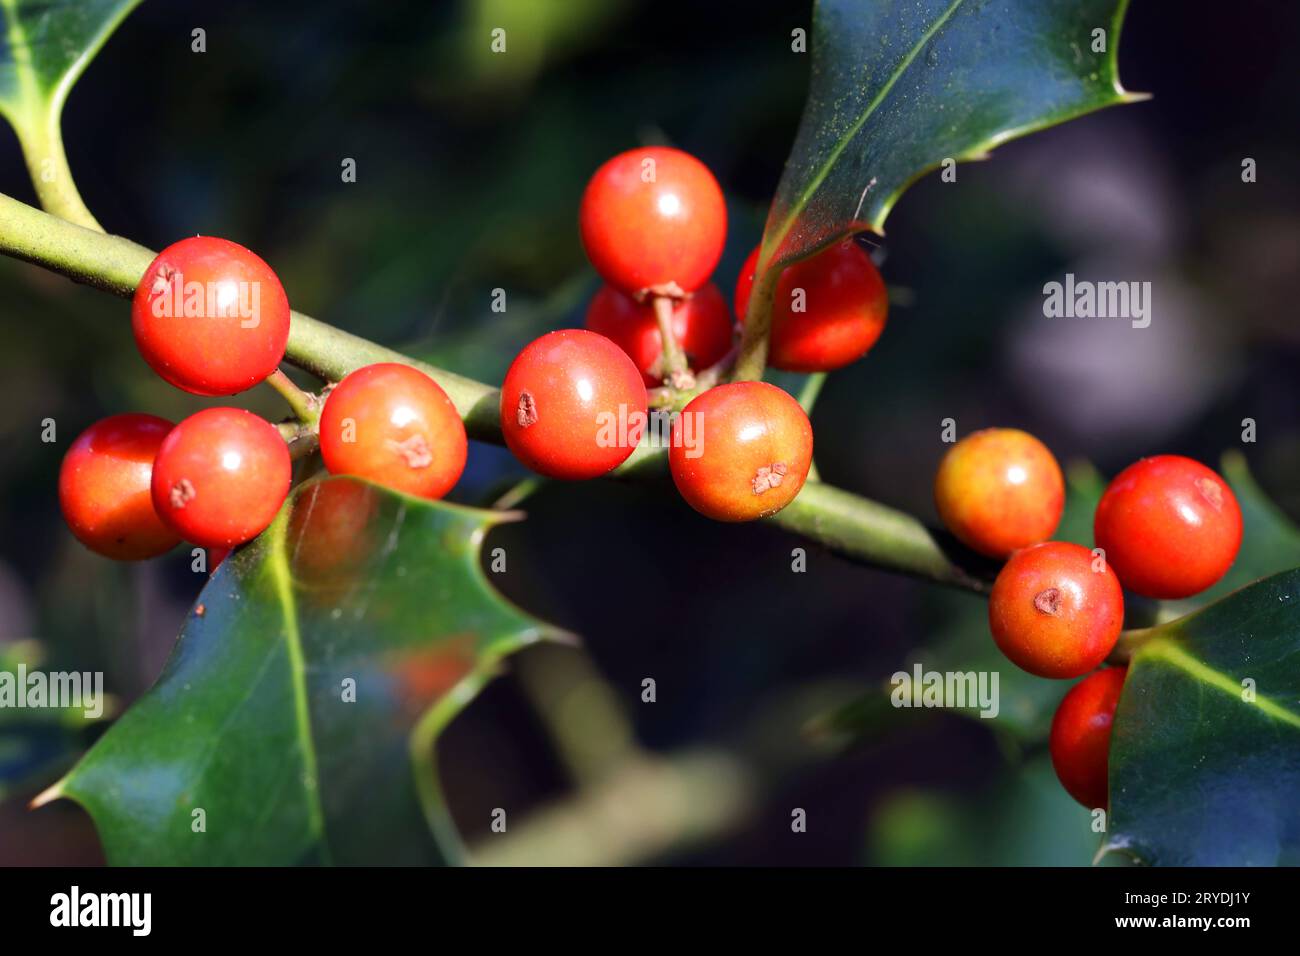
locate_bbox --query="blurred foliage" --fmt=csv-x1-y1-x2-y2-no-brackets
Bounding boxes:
2,0,1299,865
867,759,1126,866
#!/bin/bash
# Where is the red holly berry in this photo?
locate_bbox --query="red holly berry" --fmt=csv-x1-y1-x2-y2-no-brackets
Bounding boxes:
669,381,813,522
501,329,648,480
933,428,1065,559
733,240,888,372
132,236,291,396
1050,666,1127,810
58,414,180,560
151,407,291,549
319,363,467,500
988,542,1124,679
584,283,734,387
1093,455,1242,599
579,146,727,297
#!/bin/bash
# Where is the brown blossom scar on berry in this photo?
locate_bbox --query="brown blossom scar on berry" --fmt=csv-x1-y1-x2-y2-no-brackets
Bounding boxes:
387,434,432,469
517,391,539,428
1033,587,1062,616
150,262,178,297
169,478,197,509
1195,477,1223,510
751,461,789,495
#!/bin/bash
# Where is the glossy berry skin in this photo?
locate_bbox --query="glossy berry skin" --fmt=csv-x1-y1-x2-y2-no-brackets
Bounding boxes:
584,283,734,387
132,236,291,396
734,240,888,372
58,414,180,560
934,428,1065,559
319,363,467,500
670,381,813,522
151,407,292,549
988,542,1124,679
579,147,727,297
1093,455,1242,599
1050,666,1127,809
500,329,648,480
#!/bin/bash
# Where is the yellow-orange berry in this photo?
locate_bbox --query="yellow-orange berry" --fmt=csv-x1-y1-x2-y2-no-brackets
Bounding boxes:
934,428,1064,558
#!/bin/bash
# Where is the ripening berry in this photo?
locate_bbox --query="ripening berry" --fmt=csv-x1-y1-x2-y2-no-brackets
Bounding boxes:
934,428,1065,558
58,414,181,560
669,381,813,522
988,542,1124,679
584,283,734,387
579,146,727,297
733,240,888,372
132,236,291,396
151,407,291,549
1050,666,1127,809
500,329,648,480
319,363,467,500
1093,455,1242,599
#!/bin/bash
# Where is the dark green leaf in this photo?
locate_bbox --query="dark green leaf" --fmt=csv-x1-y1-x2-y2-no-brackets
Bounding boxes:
0,0,141,129
1105,568,1300,865
760,0,1141,267
44,477,565,865
869,759,1124,866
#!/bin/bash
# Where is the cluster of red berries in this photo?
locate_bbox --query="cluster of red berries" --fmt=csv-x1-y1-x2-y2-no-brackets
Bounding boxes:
59,146,893,562
933,428,1244,808
52,146,1240,821
60,236,470,560
507,144,888,520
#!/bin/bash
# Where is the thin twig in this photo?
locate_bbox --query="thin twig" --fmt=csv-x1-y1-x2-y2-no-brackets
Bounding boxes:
651,294,693,388
265,367,321,423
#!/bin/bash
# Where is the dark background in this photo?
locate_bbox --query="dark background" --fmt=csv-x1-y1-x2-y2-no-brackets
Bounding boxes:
1,0,1297,865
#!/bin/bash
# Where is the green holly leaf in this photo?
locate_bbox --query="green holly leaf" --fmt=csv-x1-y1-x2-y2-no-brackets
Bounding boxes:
40,477,567,865
1104,568,1300,865
759,0,1143,268
0,0,142,226
0,0,141,129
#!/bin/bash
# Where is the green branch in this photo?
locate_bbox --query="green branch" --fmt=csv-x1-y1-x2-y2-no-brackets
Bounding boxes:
0,192,990,593
264,368,320,424
15,115,102,231
770,482,991,593
0,0,104,231
732,259,781,382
